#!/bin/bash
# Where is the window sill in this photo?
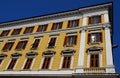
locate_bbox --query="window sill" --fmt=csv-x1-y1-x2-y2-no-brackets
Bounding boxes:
64,45,75,47
47,46,56,49
15,49,24,51
30,48,38,50
88,42,101,45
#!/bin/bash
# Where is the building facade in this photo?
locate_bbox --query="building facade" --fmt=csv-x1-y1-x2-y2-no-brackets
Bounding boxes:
0,3,119,78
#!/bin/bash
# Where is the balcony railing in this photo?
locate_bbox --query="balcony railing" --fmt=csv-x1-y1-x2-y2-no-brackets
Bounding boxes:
84,67,106,73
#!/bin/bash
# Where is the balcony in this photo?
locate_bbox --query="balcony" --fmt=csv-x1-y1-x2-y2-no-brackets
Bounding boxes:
84,67,106,73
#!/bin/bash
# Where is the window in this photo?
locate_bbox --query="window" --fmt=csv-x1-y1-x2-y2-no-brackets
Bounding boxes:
23,27,34,34
88,32,102,43
90,54,99,67
48,37,56,48
62,56,71,69
64,35,77,46
23,58,33,70
88,15,101,24
11,28,21,35
68,19,79,28
37,24,48,32
0,30,10,37
7,58,17,70
0,59,3,65
2,42,14,51
51,22,62,30
31,39,40,50
15,40,28,50
42,57,51,69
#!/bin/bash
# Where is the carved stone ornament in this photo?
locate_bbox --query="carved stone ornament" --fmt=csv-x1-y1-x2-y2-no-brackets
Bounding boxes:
0,54,7,58
11,52,22,57
61,49,75,55
42,50,56,56
26,52,38,56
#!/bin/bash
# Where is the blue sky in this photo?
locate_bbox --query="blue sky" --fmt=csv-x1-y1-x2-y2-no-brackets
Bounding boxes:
0,0,120,73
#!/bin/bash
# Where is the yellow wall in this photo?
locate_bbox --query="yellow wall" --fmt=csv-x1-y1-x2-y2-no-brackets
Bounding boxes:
0,15,107,71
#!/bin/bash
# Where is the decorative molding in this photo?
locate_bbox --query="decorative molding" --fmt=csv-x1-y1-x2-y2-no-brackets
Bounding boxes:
11,52,22,58
0,54,7,58
86,46,103,52
0,23,110,41
61,49,75,55
42,50,56,56
26,52,38,57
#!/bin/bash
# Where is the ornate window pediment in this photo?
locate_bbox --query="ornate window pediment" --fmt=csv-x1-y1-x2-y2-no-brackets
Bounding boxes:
0,54,7,58
86,46,103,53
26,52,38,57
42,50,56,56
11,52,22,58
61,49,75,55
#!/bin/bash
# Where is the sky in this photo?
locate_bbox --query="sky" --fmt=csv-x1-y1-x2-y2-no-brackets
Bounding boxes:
0,0,120,73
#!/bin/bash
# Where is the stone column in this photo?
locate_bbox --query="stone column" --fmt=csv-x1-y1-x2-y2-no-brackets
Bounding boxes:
76,16,87,73
104,25,115,73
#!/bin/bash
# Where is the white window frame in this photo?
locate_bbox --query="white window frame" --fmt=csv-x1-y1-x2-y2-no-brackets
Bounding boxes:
5,58,19,70
59,53,74,69
31,37,42,50
87,52,102,68
47,35,58,48
21,57,35,70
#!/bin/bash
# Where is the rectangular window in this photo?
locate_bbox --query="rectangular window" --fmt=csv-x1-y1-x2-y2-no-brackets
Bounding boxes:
31,39,40,50
64,35,77,46
48,37,56,48
11,28,21,35
62,56,71,69
51,22,62,30
0,30,10,37
15,40,28,50
90,54,99,67
23,58,33,70
0,59,3,65
23,27,34,34
68,19,79,28
37,24,48,32
88,32,102,43
42,57,51,69
2,42,14,51
89,15,101,24
7,58,17,70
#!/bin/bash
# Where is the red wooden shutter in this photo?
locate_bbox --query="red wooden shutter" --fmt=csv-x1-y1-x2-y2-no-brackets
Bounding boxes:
44,25,48,31
89,17,92,24
31,39,40,49
76,19,79,26
74,35,77,45
88,34,91,44
99,15,101,23
99,32,102,43
37,25,42,32
22,41,28,49
0,59,3,65
64,36,68,46
59,22,62,29
68,21,71,28
51,23,55,30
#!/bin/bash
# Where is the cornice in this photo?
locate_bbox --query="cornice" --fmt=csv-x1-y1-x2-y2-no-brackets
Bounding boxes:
0,3,112,27
0,23,111,40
